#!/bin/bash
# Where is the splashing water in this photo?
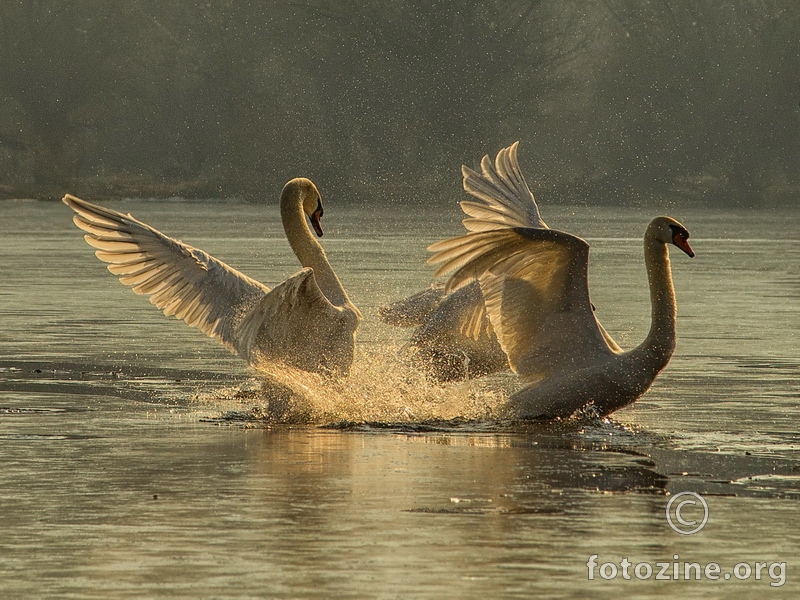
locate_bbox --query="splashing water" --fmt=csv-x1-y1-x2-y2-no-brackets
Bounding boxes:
198,341,517,425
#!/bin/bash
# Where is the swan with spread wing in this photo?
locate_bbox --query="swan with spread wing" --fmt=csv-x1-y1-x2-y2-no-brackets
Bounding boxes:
427,142,694,418
63,178,361,376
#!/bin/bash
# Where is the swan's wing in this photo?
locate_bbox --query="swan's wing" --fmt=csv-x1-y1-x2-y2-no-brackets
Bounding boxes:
377,282,490,339
428,227,615,382
460,141,547,232
408,281,493,345
237,268,358,375
63,194,269,357
377,284,447,327
407,280,507,381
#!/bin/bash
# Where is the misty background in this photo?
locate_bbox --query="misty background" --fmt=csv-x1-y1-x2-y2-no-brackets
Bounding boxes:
0,0,797,206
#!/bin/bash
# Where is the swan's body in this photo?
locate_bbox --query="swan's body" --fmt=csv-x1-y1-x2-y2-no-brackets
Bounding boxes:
63,178,361,376
428,143,694,418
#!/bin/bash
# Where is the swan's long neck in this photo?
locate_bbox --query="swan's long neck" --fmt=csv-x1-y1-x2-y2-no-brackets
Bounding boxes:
632,235,677,373
280,188,352,310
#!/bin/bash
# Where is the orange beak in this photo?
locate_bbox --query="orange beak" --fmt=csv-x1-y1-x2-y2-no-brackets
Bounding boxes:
673,233,695,257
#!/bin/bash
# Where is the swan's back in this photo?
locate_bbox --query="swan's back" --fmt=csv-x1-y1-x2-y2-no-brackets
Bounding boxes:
236,267,358,374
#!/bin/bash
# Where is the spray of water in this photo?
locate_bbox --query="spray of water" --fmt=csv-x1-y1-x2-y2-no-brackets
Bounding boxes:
199,341,516,426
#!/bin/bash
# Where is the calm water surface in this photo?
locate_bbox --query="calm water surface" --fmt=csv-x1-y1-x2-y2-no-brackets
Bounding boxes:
1,198,799,598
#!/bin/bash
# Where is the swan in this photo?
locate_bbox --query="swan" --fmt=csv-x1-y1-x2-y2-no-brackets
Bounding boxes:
427,142,694,418
62,178,361,376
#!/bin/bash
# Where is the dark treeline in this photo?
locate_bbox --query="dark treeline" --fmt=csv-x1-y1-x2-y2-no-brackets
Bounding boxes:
0,0,797,206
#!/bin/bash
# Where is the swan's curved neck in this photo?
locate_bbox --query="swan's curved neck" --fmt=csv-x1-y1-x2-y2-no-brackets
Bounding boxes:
280,189,351,309
633,236,677,371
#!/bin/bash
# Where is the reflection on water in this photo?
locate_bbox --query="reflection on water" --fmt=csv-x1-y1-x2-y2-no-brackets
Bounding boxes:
1,199,799,597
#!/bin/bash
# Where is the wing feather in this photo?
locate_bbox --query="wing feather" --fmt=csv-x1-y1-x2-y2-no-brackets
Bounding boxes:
430,226,613,380
106,259,159,277
429,142,619,381
118,263,179,287
460,141,547,232
63,194,269,356
428,230,534,292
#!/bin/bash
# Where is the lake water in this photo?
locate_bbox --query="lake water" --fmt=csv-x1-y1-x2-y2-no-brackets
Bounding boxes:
1,197,799,598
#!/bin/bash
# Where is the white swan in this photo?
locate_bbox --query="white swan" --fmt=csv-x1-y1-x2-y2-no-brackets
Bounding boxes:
63,178,361,376
428,142,694,418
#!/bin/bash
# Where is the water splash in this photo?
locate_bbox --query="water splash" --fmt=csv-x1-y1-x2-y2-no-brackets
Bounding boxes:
199,343,516,425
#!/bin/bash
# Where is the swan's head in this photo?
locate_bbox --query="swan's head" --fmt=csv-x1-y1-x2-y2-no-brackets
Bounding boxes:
648,216,695,257
283,178,325,237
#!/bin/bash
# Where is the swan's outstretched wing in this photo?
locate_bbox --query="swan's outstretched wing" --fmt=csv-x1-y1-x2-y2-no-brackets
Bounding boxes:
432,141,551,342
428,142,618,381
459,141,547,232
63,194,269,357
428,226,617,384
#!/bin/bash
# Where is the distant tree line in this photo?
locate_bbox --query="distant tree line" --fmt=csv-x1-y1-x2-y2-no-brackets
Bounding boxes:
0,0,797,206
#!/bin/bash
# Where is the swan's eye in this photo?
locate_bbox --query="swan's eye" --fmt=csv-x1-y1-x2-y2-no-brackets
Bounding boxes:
669,224,688,240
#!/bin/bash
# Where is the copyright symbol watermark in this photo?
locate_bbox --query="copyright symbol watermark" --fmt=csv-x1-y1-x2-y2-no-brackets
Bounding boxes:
666,491,709,535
